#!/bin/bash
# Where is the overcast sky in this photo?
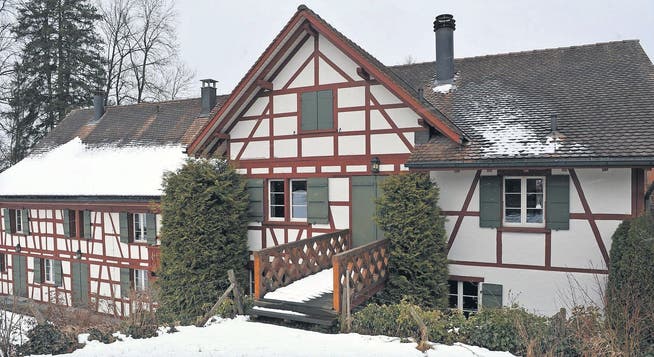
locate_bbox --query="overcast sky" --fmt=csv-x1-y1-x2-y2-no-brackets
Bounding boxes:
174,0,654,95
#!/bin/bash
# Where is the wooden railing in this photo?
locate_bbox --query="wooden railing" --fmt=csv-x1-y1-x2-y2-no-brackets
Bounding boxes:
253,229,351,300
332,239,389,312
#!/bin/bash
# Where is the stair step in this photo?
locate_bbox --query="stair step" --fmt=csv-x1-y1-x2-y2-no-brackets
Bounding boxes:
250,306,336,326
255,299,337,318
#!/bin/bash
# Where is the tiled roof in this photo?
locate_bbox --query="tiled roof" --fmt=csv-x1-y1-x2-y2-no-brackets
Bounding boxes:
393,40,654,167
33,96,228,152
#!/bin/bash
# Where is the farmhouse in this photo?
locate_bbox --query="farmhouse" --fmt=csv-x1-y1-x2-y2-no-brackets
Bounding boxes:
0,5,653,318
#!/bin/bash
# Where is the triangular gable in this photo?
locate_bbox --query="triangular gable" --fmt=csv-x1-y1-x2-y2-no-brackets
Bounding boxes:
188,5,466,156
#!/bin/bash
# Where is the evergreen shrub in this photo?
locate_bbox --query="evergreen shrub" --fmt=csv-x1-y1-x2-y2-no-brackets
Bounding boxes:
18,324,80,355
157,159,249,324
374,172,448,308
606,213,654,355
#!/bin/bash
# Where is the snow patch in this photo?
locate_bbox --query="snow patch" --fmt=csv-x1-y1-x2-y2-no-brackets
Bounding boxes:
251,306,307,317
479,118,558,157
264,268,333,303
432,83,456,93
0,137,187,196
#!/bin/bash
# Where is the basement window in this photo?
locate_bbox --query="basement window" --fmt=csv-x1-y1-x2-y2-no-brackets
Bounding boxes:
448,280,479,316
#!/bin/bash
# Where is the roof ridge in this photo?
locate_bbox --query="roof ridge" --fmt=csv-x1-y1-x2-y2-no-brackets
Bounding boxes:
97,94,231,111
389,39,641,69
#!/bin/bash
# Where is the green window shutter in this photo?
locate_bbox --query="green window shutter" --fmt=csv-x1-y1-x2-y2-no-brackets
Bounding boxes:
83,210,91,239
301,92,318,131
54,260,62,287
120,268,131,298
3,209,10,234
479,176,501,228
119,212,129,243
21,209,29,234
145,213,157,245
246,179,264,222
63,210,71,237
33,258,42,283
307,178,329,224
316,90,333,130
482,283,503,308
546,175,570,230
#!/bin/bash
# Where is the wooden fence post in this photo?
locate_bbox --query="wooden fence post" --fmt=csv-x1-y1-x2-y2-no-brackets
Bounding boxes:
228,269,244,315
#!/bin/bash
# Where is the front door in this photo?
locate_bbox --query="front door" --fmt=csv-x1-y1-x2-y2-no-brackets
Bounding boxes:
351,175,386,247
12,255,27,298
71,261,89,307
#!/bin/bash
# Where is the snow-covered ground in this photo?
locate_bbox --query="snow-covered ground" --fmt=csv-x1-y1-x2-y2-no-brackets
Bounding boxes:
27,316,514,357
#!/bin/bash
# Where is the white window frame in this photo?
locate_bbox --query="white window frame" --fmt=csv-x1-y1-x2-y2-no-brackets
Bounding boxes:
133,213,147,242
290,179,307,222
503,176,546,227
448,280,480,314
44,259,55,283
134,269,148,292
268,180,286,221
14,209,23,233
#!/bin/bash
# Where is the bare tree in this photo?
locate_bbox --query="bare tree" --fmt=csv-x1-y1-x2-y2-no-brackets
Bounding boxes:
99,0,134,106
128,0,177,103
154,59,194,101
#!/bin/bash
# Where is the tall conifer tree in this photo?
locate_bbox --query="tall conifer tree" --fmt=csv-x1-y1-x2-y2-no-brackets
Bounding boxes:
13,0,104,143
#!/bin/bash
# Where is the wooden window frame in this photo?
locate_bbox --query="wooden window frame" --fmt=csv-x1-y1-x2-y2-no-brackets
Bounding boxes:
267,179,308,223
268,180,286,222
14,209,22,234
132,213,147,242
290,179,308,222
503,176,546,228
43,259,55,284
68,210,78,238
134,269,148,292
448,279,480,315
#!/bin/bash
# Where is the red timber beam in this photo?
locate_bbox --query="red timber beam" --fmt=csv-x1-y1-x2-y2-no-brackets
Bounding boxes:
446,170,481,252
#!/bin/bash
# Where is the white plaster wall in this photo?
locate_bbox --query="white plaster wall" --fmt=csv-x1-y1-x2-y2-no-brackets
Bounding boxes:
338,111,365,132
273,116,297,136
551,220,606,269
447,217,495,263
328,178,349,201
370,110,391,130
386,108,421,128
241,141,270,159
229,143,244,160
449,264,607,315
337,87,365,108
331,206,349,229
370,134,410,154
289,65,314,88
370,85,401,105
318,35,359,80
318,57,347,84
338,135,365,156
253,119,269,138
302,137,333,157
572,169,631,214
243,97,269,117
230,119,257,140
273,139,297,158
272,39,314,89
431,171,479,212
502,232,545,266
273,94,297,113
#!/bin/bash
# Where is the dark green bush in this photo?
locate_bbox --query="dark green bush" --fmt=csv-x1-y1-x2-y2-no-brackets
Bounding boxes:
351,300,464,344
460,307,548,355
86,327,116,344
606,214,654,355
18,324,80,356
157,158,249,324
375,173,448,308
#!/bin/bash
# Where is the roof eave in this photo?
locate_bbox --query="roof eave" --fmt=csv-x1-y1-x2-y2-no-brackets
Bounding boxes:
406,157,654,169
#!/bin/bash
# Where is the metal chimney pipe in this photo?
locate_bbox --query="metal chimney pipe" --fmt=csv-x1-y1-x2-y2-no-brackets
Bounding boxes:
93,91,105,121
434,14,456,85
200,79,218,116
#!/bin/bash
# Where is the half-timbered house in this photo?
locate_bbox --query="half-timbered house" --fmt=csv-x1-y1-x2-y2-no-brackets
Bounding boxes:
0,85,227,316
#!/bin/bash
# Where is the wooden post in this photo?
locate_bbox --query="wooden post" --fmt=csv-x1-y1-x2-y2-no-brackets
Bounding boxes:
253,251,261,300
409,306,430,352
345,266,352,332
197,284,234,327
228,269,244,315
332,255,341,312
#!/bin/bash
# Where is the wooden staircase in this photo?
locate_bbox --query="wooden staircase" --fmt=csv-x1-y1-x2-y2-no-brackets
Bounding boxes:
251,294,337,326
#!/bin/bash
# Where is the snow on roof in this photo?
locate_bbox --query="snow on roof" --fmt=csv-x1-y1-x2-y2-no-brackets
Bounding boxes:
264,268,333,303
0,137,187,197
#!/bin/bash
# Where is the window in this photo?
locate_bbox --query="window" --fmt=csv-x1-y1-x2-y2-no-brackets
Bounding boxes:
504,177,545,226
0,254,5,272
448,280,479,316
15,209,22,233
268,180,308,221
133,213,147,242
134,269,148,292
44,259,54,283
300,90,333,131
291,180,307,220
68,210,77,237
269,181,285,220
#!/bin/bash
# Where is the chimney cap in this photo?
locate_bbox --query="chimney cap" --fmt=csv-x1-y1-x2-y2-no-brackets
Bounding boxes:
201,79,218,87
434,14,455,31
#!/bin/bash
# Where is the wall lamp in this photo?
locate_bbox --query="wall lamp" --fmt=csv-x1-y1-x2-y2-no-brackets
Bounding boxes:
75,249,82,259
371,156,381,174
14,244,20,253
